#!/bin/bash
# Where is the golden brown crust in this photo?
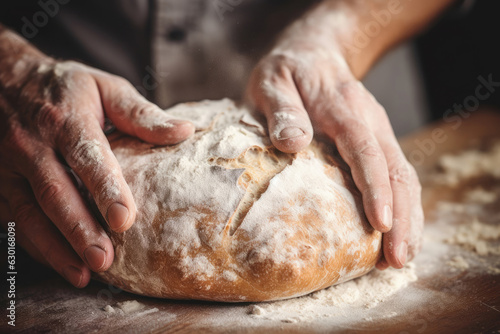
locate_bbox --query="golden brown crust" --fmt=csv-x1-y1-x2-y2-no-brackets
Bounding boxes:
95,99,381,302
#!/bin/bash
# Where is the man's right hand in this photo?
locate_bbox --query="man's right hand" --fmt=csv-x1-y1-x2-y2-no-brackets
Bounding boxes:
0,32,195,287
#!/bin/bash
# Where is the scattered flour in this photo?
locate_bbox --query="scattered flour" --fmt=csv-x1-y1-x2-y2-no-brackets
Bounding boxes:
446,218,500,256
464,187,497,204
488,267,500,274
248,263,417,322
432,184,500,275
429,143,500,275
436,143,500,186
447,256,470,271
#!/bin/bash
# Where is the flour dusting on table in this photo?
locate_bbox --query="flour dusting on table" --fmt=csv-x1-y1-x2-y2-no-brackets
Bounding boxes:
248,263,417,323
435,143,500,186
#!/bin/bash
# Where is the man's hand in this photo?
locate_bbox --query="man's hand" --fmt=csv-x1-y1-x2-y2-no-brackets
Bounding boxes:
245,0,456,269
0,29,194,287
248,46,423,269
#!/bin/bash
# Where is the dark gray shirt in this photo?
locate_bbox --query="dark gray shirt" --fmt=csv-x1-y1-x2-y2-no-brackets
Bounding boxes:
1,0,316,107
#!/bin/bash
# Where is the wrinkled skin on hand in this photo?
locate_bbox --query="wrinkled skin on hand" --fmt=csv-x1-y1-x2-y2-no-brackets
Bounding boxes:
0,59,194,287
247,45,424,269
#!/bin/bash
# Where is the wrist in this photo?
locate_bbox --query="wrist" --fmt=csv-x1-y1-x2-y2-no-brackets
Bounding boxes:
273,0,455,80
270,1,367,80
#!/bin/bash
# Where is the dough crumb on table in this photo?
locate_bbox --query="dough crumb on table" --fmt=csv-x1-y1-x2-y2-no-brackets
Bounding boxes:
102,300,159,316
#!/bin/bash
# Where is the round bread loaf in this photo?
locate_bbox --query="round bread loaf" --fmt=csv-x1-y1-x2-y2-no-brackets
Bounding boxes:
96,99,382,302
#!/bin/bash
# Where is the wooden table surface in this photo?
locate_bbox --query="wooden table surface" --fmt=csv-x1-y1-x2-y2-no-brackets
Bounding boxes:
1,110,500,334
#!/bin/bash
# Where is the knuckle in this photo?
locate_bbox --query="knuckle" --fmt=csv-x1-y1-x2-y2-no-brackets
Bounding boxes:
113,75,132,88
109,75,136,96
35,179,66,208
393,217,411,230
66,137,104,170
256,55,298,84
334,119,366,139
37,102,68,130
389,162,412,187
267,53,299,69
130,104,157,122
13,202,36,225
336,80,363,99
105,72,129,85
68,221,86,241
356,138,383,160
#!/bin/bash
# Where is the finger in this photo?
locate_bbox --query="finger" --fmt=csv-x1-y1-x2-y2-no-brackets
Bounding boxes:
0,195,44,264
0,197,42,264
385,153,412,268
315,81,394,233
377,127,417,268
407,181,424,262
381,216,410,269
248,62,313,153
24,149,114,272
56,112,136,233
328,120,393,233
93,73,195,145
2,220,48,267
2,178,91,287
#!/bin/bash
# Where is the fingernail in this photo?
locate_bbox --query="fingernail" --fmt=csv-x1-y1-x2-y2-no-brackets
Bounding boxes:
166,119,191,127
107,203,129,231
397,242,408,267
278,127,304,140
84,245,107,271
383,205,392,230
168,120,196,137
63,266,83,287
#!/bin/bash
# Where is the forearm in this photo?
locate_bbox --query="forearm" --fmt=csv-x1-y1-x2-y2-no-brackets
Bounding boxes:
273,0,456,79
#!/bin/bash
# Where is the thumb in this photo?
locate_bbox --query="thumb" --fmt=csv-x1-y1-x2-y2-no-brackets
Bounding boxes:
248,67,313,153
94,74,195,145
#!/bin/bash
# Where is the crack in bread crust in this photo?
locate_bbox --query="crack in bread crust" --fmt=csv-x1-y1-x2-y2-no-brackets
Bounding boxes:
209,146,294,235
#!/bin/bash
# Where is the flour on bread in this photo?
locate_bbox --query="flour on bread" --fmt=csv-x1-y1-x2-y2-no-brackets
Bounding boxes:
96,99,381,302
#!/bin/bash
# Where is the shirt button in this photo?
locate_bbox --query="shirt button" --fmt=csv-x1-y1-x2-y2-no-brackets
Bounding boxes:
167,27,187,42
